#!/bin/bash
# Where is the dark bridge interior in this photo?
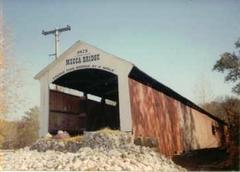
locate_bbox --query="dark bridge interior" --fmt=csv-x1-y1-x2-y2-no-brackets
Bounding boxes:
53,69,118,101
50,69,120,134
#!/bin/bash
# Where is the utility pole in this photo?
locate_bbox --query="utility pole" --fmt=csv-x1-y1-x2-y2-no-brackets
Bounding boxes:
42,25,71,59
42,25,71,91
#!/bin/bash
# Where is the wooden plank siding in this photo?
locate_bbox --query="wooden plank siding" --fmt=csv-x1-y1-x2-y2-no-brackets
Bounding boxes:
49,90,86,134
49,90,120,134
129,78,224,156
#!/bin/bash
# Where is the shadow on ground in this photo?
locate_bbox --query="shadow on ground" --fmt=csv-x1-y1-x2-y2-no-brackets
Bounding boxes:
172,148,236,171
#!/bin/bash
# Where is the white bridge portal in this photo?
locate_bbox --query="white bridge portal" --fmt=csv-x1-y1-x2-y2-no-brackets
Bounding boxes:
35,41,133,136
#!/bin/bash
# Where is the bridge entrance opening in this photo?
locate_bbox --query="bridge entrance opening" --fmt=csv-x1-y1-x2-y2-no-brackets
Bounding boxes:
49,69,120,135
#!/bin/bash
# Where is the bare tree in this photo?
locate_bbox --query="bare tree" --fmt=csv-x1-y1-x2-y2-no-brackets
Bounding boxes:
0,2,6,117
0,3,25,118
194,74,215,105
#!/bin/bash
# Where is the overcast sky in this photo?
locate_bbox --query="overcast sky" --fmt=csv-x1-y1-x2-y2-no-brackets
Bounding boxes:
2,0,240,120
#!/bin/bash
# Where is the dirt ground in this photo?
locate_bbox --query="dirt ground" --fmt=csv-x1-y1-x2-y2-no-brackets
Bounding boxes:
172,148,238,171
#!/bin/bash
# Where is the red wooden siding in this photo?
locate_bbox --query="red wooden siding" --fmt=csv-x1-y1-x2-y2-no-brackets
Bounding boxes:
129,78,224,156
49,90,85,114
49,90,119,134
49,90,86,134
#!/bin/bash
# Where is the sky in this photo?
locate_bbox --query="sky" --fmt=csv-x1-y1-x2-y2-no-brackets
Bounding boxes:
2,0,240,120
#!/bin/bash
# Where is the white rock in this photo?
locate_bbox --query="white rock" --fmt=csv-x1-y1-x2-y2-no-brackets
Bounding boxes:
1,129,186,171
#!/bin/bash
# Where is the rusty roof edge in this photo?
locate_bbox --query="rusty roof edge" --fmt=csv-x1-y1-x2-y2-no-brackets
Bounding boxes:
129,66,227,125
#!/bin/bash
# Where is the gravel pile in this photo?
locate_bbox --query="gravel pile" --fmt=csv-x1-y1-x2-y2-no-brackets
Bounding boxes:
29,129,132,153
29,136,82,153
0,129,186,171
81,129,133,150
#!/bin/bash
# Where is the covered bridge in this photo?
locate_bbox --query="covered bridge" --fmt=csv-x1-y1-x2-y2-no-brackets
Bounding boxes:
35,40,227,156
